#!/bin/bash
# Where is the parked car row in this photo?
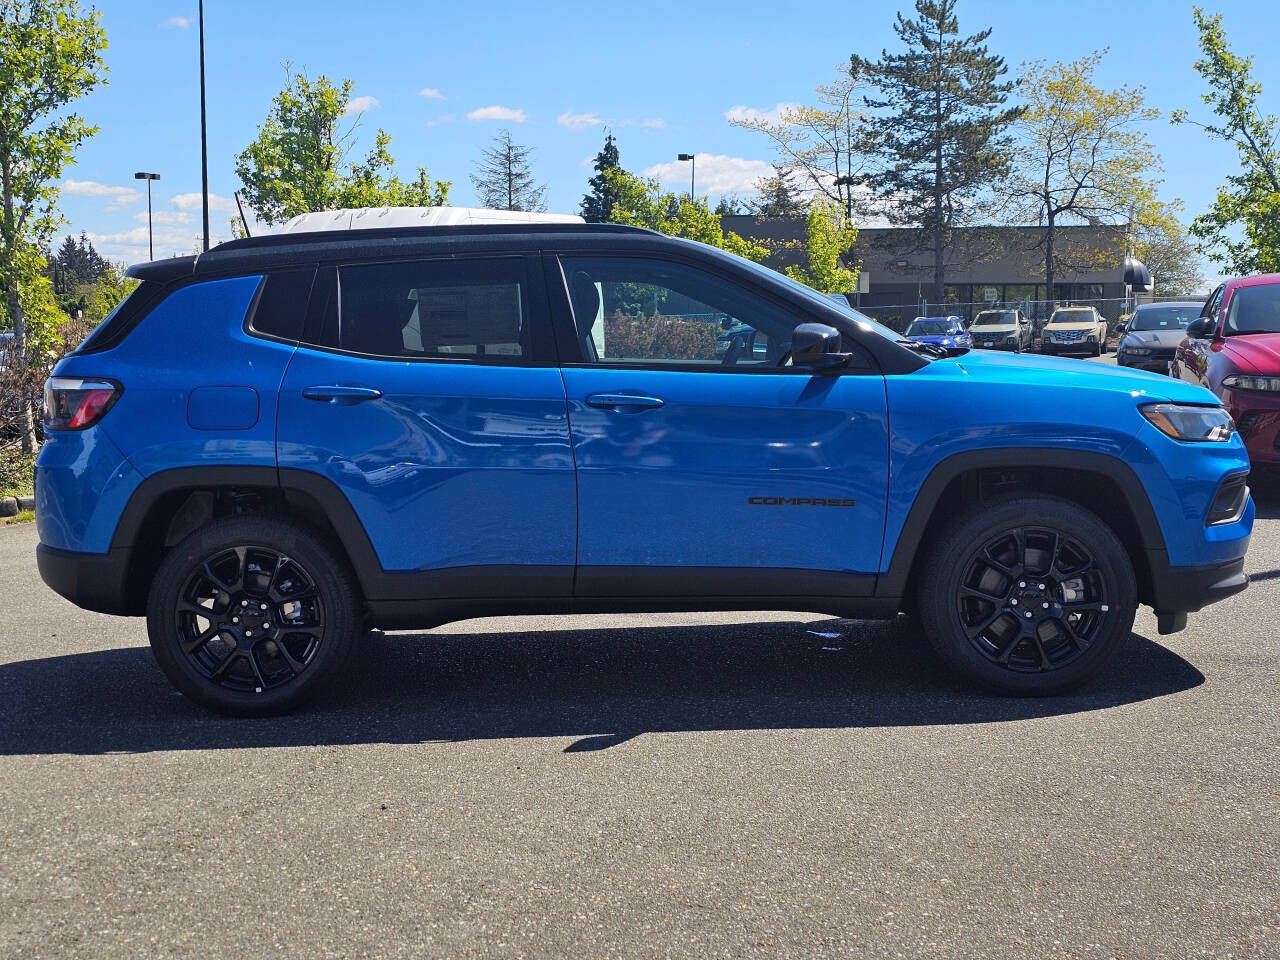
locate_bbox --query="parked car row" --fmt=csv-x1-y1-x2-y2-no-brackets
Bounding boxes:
903,306,1108,356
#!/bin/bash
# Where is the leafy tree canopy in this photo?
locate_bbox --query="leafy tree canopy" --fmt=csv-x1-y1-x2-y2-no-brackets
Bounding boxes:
0,0,107,451
602,167,768,262
235,68,449,225
1172,7,1280,274
785,201,859,294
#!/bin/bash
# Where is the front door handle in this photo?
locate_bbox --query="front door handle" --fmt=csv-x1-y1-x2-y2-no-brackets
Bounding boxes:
585,393,665,411
302,385,383,405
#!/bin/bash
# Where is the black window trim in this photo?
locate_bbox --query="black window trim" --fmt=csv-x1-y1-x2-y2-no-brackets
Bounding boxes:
291,252,561,367
548,249,881,377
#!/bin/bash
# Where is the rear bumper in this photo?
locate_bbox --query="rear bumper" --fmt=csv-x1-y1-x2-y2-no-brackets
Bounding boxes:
36,543,139,616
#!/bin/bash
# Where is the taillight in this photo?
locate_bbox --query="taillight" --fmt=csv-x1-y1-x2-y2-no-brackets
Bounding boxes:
43,377,121,431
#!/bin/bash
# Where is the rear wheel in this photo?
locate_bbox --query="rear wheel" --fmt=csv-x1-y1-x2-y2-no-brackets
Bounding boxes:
146,515,360,715
919,495,1137,695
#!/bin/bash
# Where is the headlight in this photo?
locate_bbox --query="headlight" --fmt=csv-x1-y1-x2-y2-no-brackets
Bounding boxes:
1223,374,1280,392
1124,345,1152,356
940,338,954,347
1141,403,1235,442
1086,332,1098,340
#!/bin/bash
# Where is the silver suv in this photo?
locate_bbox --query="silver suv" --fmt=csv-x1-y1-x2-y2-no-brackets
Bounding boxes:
1042,306,1108,357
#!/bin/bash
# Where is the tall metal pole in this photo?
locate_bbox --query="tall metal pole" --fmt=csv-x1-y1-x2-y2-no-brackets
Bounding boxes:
146,178,153,260
198,0,210,253
690,156,695,202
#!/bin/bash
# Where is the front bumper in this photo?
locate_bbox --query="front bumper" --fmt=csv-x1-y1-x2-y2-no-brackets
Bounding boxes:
1148,555,1249,634
1118,352,1174,372
1042,340,1099,354
1223,387,1280,467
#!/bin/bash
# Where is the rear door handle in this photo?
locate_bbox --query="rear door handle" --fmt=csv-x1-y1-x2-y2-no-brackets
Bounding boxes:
302,385,383,405
585,393,665,410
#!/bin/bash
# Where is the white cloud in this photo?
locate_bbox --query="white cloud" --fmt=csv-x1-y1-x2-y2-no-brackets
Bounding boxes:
642,117,665,129
343,95,380,117
161,16,190,29
466,105,527,123
171,191,238,214
62,179,141,210
418,87,445,100
134,209,192,226
557,110,603,130
643,153,772,196
725,103,798,126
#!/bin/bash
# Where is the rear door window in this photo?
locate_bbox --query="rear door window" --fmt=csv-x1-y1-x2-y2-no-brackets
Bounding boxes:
321,258,543,361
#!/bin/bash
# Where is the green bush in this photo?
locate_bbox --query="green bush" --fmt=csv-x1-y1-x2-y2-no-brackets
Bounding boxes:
0,448,35,498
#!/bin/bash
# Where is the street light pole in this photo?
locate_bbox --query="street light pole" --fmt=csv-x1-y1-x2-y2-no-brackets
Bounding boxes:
133,172,161,260
677,153,695,201
198,0,210,253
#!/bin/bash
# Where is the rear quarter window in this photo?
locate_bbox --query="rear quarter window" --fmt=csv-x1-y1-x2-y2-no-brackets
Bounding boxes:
247,269,315,342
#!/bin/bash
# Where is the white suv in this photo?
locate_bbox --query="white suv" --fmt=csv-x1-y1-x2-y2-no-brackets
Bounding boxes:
1042,306,1108,357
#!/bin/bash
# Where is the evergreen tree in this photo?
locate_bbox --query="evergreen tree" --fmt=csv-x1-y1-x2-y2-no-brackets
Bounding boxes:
581,131,621,222
748,165,809,218
471,130,547,212
856,0,1021,304
47,233,107,297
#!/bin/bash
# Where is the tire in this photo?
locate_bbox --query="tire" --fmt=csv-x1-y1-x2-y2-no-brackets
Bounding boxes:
918,495,1137,695
146,514,361,716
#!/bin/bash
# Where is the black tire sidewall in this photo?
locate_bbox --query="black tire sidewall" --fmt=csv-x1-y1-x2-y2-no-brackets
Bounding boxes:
920,495,1138,695
147,515,360,716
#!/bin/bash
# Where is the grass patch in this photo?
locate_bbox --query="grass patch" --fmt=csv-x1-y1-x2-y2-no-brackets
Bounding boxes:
0,448,35,499
0,510,35,526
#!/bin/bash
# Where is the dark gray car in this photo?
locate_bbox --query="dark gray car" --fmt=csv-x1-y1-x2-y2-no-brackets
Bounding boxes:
1116,301,1204,373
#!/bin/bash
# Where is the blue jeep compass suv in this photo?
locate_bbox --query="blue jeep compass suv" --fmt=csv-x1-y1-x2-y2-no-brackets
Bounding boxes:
35,220,1253,714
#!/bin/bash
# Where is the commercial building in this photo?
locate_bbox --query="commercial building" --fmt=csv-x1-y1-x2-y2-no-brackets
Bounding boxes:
722,217,1135,327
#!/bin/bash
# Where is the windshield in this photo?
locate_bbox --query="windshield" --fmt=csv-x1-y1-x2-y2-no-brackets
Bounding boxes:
972,311,1016,327
1049,309,1094,324
905,319,960,336
1225,284,1280,336
1129,304,1199,331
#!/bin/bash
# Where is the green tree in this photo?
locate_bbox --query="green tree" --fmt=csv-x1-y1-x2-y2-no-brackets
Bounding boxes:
602,167,768,261
785,201,860,294
1008,52,1161,304
748,164,808,218
471,129,547,212
1171,7,1280,274
0,0,107,452
235,69,449,225
580,131,621,222
855,0,1021,305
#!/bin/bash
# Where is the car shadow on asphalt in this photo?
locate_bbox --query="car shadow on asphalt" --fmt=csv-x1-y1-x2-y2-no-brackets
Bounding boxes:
0,615,1204,756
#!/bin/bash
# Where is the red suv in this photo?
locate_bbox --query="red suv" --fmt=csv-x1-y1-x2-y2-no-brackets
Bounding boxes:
1171,273,1280,472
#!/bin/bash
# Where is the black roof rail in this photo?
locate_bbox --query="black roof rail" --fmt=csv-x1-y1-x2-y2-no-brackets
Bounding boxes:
210,220,653,254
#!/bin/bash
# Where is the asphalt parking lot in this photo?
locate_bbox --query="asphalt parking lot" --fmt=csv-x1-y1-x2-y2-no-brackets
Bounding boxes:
2,478,1278,959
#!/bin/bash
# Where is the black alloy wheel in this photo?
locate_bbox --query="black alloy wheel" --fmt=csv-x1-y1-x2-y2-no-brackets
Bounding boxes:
920,495,1137,695
956,526,1109,673
175,545,325,694
147,514,360,715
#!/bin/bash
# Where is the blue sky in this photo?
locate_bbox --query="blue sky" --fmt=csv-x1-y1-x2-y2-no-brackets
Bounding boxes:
58,0,1280,264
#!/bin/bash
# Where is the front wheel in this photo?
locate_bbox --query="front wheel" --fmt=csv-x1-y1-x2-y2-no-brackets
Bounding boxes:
146,514,361,715
919,495,1137,695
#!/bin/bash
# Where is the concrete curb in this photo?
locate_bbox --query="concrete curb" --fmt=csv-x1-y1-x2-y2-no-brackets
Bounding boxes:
0,497,16,518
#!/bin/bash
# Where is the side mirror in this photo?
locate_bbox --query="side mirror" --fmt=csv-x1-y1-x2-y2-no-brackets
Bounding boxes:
1186,316,1215,340
792,322,849,369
